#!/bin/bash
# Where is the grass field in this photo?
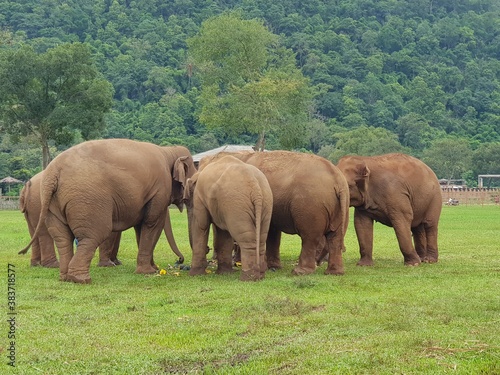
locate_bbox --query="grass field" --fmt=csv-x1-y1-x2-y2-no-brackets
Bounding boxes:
1,205,499,374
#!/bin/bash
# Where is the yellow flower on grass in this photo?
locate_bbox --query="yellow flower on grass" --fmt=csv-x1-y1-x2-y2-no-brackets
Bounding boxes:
159,269,167,275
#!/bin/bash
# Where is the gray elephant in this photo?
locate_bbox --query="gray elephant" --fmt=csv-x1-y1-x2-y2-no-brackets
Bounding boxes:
337,153,442,266
184,155,273,281
20,171,186,268
215,151,350,275
20,139,196,284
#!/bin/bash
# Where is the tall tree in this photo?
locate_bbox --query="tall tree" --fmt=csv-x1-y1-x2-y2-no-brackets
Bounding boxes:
422,137,472,180
187,12,313,150
324,126,406,163
0,43,114,168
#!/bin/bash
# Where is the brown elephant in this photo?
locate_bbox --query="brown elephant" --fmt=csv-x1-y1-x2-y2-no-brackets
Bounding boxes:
20,139,196,284
337,153,442,266
216,151,349,275
20,171,186,268
20,172,60,268
184,155,273,281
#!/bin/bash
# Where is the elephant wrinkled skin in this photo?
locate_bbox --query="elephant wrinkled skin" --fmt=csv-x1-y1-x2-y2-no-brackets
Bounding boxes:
184,155,273,281
20,171,186,268
218,151,350,276
20,172,60,268
20,139,196,284
337,153,442,266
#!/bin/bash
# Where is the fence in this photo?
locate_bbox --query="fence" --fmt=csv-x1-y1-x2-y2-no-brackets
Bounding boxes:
441,188,500,206
0,196,20,210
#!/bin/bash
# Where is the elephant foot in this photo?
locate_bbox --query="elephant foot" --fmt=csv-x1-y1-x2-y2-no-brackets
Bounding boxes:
404,259,421,266
422,257,438,264
267,261,282,270
324,266,344,275
216,266,235,274
356,259,374,266
98,260,116,267
291,266,315,276
135,265,157,274
240,270,264,281
31,260,41,267
66,273,92,284
41,259,60,268
189,267,207,276
111,258,122,266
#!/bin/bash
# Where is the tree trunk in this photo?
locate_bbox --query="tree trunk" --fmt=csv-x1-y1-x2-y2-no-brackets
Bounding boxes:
254,130,266,152
41,139,51,169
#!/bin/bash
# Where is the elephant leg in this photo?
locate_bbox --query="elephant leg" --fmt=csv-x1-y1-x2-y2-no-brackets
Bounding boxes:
233,242,241,264
109,231,122,265
30,239,42,266
213,227,234,274
324,230,345,275
135,219,164,274
235,238,264,282
46,214,74,282
392,218,421,266
39,234,59,268
423,222,439,263
189,208,211,276
266,226,282,269
354,210,375,266
67,237,100,284
98,232,121,267
412,225,427,261
292,233,322,275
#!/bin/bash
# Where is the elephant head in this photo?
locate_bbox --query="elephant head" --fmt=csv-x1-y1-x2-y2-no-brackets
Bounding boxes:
169,149,197,211
337,157,371,207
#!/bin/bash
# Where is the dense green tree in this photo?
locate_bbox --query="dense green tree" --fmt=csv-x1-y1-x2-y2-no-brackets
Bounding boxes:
421,137,472,180
187,12,313,150
0,43,114,168
322,125,406,163
1,0,500,180
471,142,500,185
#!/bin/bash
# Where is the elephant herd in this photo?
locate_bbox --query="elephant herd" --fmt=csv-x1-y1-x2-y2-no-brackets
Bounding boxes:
19,139,442,283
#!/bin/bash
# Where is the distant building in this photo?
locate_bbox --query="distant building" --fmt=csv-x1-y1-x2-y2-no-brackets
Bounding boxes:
439,179,467,190
192,145,256,167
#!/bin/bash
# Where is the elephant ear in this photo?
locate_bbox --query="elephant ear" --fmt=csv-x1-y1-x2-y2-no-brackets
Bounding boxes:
354,163,370,191
173,156,189,187
182,173,198,201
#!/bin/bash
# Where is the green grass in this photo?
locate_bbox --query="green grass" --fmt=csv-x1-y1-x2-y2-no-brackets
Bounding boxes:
1,205,499,374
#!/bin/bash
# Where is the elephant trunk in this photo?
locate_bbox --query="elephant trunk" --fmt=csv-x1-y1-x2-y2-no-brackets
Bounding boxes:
163,209,184,263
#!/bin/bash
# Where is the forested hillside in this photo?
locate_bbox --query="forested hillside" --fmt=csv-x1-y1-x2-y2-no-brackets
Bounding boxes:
1,0,500,188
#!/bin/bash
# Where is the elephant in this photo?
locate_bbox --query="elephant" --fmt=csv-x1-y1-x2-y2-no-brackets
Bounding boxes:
20,172,60,268
337,153,442,266
20,139,197,284
183,155,273,281
213,151,350,276
20,171,186,268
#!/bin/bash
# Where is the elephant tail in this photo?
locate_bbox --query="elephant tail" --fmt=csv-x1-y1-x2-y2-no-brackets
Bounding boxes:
19,179,30,213
19,170,58,255
338,183,350,252
252,191,263,269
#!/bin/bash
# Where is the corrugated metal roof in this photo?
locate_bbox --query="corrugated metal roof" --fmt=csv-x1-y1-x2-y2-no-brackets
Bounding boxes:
192,145,256,162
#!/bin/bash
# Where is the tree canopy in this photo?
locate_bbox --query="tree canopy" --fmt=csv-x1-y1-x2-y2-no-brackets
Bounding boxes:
1,0,500,185
188,12,312,150
0,42,113,168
